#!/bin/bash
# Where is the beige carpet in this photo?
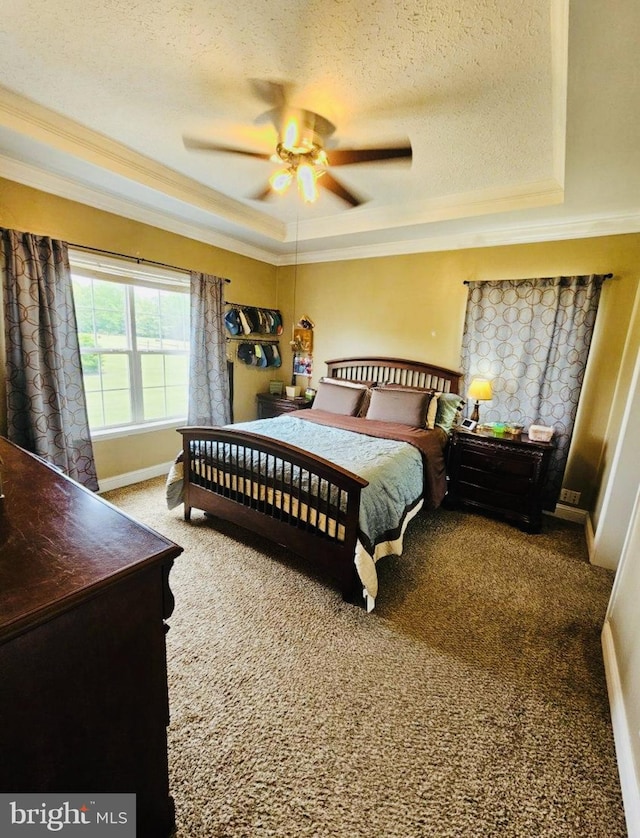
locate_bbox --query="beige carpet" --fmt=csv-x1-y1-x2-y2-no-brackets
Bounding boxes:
104,478,626,837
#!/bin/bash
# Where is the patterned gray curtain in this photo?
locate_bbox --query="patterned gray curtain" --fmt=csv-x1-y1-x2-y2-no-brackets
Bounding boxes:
461,275,606,509
1,228,98,490
188,272,231,426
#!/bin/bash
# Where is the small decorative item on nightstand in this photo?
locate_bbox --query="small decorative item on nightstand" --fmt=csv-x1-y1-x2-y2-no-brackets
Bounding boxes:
528,424,554,442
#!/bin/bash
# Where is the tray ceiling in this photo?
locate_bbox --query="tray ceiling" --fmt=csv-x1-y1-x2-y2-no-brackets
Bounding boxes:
0,0,638,264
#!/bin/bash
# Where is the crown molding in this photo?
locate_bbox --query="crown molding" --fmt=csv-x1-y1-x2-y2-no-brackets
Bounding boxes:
276,211,640,265
0,85,285,243
3,150,638,268
286,179,565,243
0,154,280,264
3,151,638,269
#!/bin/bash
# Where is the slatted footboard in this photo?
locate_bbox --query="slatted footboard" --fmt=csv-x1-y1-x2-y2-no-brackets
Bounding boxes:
178,427,369,599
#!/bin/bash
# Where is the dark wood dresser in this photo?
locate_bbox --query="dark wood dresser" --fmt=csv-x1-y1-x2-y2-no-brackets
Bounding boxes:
447,427,553,532
0,437,183,837
256,391,312,419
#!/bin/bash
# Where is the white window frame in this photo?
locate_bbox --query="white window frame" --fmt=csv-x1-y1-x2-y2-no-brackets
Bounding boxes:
69,250,190,439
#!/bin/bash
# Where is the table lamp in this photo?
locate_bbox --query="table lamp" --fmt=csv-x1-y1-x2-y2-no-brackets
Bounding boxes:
468,378,493,423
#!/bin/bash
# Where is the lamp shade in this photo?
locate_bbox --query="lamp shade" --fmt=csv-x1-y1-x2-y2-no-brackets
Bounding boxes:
467,378,493,401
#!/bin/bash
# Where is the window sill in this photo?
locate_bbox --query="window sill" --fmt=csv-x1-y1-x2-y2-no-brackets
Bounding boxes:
91,418,187,442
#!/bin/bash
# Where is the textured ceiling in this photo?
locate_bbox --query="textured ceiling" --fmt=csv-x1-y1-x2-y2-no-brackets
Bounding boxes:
0,0,638,263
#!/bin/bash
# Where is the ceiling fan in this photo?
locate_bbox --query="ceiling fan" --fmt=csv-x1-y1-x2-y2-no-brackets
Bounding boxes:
183,81,412,208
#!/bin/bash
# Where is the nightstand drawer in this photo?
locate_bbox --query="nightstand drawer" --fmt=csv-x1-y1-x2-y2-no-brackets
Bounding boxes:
458,464,533,497
456,479,532,513
460,445,537,479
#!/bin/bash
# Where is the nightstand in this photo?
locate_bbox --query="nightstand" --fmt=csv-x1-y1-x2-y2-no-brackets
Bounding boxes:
446,427,553,533
256,392,313,419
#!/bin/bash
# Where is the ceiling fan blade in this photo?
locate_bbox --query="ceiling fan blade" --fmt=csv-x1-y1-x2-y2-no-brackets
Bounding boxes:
249,183,273,202
183,136,272,161
249,79,289,108
327,145,412,166
320,172,365,208
254,106,282,127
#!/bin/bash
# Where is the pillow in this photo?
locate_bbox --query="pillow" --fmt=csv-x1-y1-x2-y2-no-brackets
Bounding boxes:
311,380,366,415
434,392,465,432
319,377,373,417
365,388,432,427
426,393,439,429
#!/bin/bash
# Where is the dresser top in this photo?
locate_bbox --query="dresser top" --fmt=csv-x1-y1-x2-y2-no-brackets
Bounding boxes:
0,437,182,642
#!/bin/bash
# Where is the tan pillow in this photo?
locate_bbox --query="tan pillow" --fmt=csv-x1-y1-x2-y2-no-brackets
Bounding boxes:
318,377,372,417
311,380,366,415
365,388,432,427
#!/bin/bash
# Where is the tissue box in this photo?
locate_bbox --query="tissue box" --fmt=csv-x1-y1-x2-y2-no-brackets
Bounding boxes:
528,424,554,442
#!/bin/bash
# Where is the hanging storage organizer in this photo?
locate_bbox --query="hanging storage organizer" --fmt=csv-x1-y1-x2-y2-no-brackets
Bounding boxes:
225,303,283,369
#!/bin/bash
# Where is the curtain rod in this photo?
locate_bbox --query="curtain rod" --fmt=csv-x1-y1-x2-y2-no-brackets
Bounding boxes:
68,242,231,282
463,273,613,285
225,301,281,311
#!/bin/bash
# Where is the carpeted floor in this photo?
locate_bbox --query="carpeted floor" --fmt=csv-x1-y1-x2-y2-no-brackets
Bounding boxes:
104,478,626,837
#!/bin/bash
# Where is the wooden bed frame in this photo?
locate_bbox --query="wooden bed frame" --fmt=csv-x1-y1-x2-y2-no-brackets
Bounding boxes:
178,357,462,601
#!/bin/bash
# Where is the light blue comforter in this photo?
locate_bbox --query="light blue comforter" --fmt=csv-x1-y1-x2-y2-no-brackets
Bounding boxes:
231,414,424,556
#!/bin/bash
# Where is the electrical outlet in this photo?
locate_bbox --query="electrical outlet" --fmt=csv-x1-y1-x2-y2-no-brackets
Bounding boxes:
560,488,581,505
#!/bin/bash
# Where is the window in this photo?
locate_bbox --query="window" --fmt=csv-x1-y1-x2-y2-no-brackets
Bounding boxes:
70,252,190,433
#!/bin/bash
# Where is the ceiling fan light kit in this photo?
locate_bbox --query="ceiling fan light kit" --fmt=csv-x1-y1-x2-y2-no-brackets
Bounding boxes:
183,81,412,209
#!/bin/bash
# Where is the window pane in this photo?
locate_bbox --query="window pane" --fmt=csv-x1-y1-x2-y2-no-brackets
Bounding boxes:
101,355,132,426
72,265,189,431
160,290,190,349
141,354,167,421
141,354,165,386
142,387,167,421
165,354,188,381
165,384,188,417
104,391,132,426
85,390,105,428
80,353,101,391
73,276,98,350
135,286,161,350
101,354,130,392
141,354,188,421
93,280,127,350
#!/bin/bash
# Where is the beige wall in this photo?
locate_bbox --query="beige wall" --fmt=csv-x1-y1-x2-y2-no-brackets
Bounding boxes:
0,178,278,480
1,176,638,508
278,234,640,511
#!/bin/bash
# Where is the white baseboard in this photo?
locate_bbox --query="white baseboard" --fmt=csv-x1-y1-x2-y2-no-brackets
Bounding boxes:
549,503,587,524
97,461,173,493
602,620,640,838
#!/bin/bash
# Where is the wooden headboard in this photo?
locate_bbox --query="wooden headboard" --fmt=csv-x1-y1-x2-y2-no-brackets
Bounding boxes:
325,357,462,394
